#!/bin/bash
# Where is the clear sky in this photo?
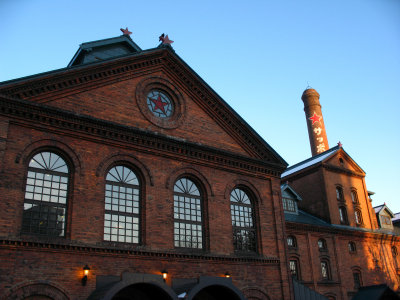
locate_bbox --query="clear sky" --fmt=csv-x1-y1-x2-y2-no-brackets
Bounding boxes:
1,0,399,212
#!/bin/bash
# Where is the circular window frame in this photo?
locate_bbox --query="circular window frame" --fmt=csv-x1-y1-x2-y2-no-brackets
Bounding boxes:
136,77,185,129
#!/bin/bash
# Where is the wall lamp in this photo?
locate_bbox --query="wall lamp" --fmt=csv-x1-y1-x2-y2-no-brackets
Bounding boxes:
162,270,168,282
224,272,231,278
82,265,90,286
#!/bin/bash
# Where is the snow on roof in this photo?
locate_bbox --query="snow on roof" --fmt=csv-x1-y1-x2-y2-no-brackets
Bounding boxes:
282,146,339,178
393,213,400,222
374,204,385,214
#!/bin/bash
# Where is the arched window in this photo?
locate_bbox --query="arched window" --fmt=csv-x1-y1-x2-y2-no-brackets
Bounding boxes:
339,206,348,224
353,269,362,289
336,187,344,201
320,260,331,280
289,259,301,280
22,151,69,237
230,188,257,252
392,246,398,257
351,190,359,204
348,242,357,253
173,178,203,249
318,238,327,251
287,235,297,248
104,166,140,243
355,209,363,225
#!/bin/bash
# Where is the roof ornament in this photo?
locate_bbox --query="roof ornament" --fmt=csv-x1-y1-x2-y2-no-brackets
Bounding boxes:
120,27,132,36
337,141,343,148
306,82,312,90
159,33,174,45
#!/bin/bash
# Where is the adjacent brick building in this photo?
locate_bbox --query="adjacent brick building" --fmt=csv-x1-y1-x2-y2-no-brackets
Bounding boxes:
0,33,398,300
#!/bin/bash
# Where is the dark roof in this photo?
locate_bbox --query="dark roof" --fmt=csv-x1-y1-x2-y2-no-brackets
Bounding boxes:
352,284,400,300
292,278,329,300
68,35,142,67
285,210,331,227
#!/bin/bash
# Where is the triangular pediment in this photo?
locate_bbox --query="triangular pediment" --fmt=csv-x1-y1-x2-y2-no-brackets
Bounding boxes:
324,148,365,175
0,36,287,170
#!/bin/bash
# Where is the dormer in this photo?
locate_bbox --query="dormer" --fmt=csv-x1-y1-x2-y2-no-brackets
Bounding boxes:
68,34,142,67
281,183,302,214
374,204,395,230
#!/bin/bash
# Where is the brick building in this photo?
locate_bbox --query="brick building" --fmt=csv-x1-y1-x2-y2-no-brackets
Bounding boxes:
0,34,291,300
281,89,400,300
0,33,399,300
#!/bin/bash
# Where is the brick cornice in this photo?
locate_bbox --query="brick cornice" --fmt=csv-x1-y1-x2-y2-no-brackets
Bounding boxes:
0,48,286,165
0,96,285,178
0,239,279,265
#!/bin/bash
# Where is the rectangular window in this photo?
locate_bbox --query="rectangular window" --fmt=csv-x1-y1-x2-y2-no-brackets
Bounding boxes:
283,198,296,213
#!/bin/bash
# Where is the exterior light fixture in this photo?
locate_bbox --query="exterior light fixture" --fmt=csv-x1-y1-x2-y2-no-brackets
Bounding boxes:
225,272,231,278
162,270,168,281
82,265,90,286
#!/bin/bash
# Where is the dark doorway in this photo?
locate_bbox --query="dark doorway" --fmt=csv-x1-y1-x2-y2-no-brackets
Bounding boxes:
193,285,242,300
112,283,174,300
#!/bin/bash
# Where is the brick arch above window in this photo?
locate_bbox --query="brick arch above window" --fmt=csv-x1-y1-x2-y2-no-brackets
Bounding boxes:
165,166,213,197
224,179,263,204
5,281,70,300
16,138,83,176
96,153,153,186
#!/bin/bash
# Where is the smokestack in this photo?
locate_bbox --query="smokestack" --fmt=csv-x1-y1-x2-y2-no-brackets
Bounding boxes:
301,88,329,156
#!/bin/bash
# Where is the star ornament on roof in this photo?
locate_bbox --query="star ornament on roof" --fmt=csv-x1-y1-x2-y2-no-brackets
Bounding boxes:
159,33,174,45
120,27,132,36
309,112,322,125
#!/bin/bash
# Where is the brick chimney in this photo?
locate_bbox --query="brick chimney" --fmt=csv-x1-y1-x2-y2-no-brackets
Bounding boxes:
301,88,329,156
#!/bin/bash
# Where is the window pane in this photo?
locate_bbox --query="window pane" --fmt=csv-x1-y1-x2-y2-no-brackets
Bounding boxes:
230,188,256,252
22,152,68,237
104,166,140,244
173,178,203,249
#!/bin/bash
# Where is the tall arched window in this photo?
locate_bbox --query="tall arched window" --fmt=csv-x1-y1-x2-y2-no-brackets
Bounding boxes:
351,190,359,204
336,186,344,201
287,235,297,248
22,151,69,237
173,178,203,249
321,260,331,280
104,166,140,243
289,258,301,280
355,209,363,225
339,206,349,224
318,238,327,251
230,188,257,252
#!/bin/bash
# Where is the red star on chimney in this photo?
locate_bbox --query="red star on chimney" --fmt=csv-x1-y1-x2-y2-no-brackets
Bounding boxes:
309,112,322,125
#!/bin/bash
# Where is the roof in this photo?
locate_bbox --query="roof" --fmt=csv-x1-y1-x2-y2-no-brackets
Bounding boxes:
292,278,329,300
281,183,302,201
282,146,339,177
285,210,331,227
68,34,142,67
351,284,400,300
393,213,400,223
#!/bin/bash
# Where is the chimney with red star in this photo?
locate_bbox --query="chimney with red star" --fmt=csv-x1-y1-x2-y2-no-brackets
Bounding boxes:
302,88,329,156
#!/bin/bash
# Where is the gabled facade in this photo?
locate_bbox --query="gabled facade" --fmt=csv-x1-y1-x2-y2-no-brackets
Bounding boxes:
0,35,290,300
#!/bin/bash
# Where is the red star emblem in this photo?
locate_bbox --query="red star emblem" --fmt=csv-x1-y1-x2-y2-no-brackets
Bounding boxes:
120,27,132,35
309,112,322,125
149,95,168,114
159,34,174,45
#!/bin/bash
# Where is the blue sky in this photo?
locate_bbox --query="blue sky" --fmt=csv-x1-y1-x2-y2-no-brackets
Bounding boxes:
1,0,399,212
